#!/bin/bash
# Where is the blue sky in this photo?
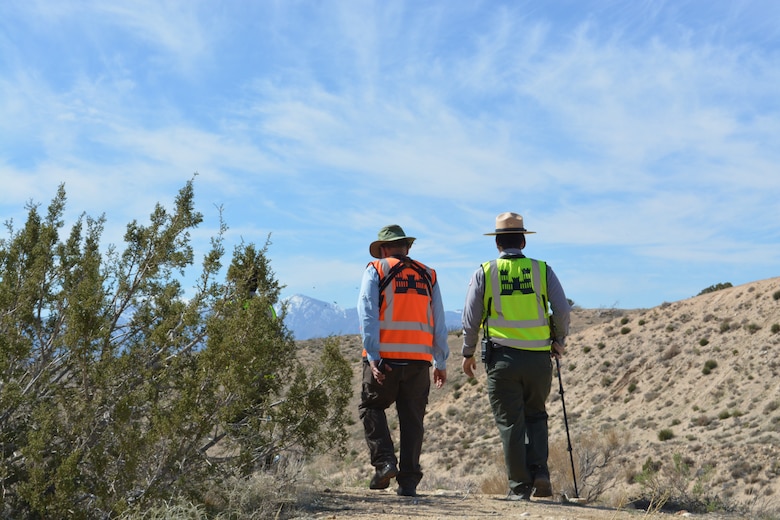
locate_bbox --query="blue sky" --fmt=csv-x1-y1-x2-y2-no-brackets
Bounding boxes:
1,1,779,312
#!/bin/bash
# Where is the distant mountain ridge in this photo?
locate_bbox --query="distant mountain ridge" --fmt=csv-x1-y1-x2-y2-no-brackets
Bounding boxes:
278,294,462,340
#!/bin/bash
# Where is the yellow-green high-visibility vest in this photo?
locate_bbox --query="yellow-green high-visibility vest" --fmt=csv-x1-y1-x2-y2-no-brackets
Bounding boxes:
482,257,551,351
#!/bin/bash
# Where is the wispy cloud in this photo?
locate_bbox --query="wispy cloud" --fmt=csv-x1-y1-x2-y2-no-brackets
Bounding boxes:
1,0,778,310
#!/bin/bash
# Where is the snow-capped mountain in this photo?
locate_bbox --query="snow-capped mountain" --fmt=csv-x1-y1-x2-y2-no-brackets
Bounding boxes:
278,295,360,340
278,294,462,341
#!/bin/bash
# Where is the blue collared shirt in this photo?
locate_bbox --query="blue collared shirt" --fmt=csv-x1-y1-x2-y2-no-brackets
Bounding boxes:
357,259,449,370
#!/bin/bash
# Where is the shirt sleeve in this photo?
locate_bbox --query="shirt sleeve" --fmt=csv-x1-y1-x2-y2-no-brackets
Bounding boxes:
546,264,571,344
357,265,381,362
461,266,485,357
430,278,450,370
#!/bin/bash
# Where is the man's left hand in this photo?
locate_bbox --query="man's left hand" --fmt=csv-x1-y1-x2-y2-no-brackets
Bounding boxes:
551,341,565,359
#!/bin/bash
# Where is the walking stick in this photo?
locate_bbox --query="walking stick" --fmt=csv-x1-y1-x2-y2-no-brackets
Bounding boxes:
555,356,579,498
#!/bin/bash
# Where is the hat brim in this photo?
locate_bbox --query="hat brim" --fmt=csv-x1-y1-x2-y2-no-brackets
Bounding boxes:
369,237,415,258
484,230,535,235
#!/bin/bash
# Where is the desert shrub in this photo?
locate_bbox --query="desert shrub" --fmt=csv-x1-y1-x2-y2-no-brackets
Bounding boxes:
661,344,681,360
702,360,718,375
698,282,733,295
764,400,780,414
0,182,352,518
699,338,709,346
771,324,780,334
773,290,780,301
620,327,631,335
719,321,731,333
597,342,606,350
632,454,731,514
718,410,731,420
620,317,630,325
746,323,761,335
628,382,637,393
658,429,674,441
548,428,629,503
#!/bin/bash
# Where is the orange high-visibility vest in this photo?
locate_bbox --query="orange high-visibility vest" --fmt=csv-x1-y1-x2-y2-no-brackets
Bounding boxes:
364,257,436,362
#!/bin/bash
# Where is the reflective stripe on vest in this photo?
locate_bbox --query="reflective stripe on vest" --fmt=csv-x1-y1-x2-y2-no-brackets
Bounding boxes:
366,257,436,362
483,257,551,351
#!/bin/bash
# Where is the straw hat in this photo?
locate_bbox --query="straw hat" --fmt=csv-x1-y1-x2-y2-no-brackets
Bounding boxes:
484,212,536,235
369,225,416,258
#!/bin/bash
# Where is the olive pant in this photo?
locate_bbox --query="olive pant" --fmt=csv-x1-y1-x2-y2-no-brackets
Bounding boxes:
359,361,430,490
486,346,552,494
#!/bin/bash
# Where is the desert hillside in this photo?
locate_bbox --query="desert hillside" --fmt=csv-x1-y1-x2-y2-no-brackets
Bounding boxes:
301,277,780,515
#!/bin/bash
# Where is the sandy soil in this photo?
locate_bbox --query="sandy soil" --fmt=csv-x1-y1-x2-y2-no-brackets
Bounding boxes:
297,486,747,520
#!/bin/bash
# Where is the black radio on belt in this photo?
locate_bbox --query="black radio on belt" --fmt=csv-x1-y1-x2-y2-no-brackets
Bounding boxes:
481,298,495,365
481,338,493,365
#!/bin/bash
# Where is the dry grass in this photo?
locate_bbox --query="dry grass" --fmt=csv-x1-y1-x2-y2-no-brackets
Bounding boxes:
478,452,509,495
120,456,318,520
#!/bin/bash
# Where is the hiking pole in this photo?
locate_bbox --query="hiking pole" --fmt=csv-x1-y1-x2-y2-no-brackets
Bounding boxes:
555,356,579,499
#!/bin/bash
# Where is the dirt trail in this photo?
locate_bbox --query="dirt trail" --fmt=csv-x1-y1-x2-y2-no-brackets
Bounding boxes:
297,487,746,519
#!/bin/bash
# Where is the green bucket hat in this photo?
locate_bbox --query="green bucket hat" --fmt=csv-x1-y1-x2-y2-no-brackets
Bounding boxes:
369,224,416,258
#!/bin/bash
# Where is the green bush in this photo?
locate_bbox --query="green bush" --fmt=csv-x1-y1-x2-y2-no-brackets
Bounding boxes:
698,282,733,295
0,182,352,518
658,429,675,441
702,360,718,375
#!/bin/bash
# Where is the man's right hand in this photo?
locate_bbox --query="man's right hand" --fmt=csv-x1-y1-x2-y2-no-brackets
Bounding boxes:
370,359,390,384
462,356,477,378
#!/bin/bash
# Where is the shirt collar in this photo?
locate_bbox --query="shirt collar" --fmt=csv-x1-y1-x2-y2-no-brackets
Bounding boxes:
499,248,525,258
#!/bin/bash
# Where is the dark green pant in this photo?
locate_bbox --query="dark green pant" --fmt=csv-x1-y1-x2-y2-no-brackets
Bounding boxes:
486,346,552,494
